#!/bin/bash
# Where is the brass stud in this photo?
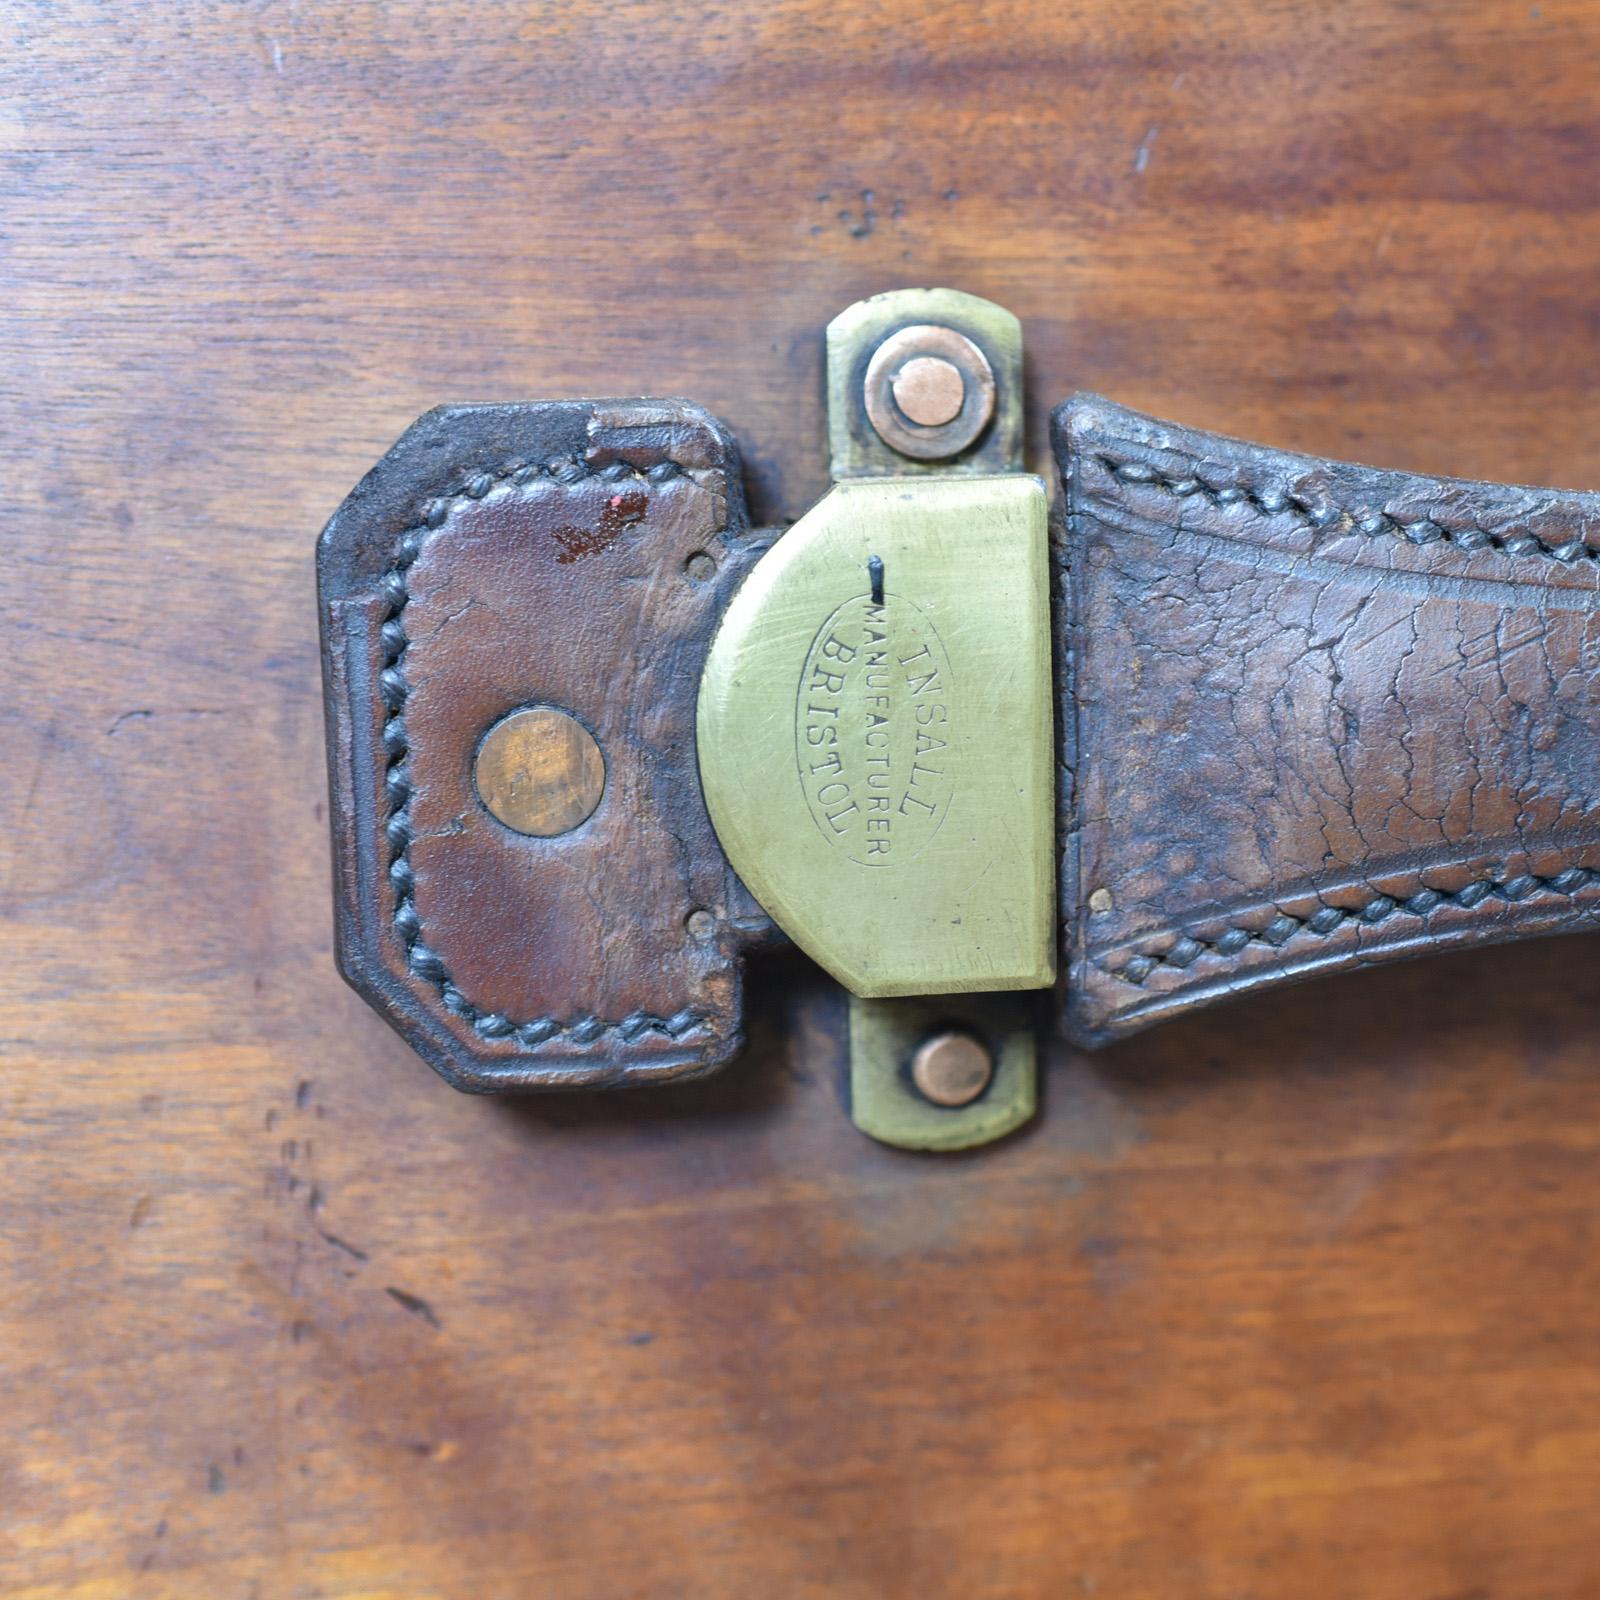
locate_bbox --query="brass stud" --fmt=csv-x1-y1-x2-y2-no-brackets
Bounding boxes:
473,706,605,837
909,1030,994,1108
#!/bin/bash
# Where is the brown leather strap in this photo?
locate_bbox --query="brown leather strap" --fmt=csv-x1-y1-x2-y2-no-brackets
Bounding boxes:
323,390,1600,1081
318,399,768,1089
1054,395,1600,1045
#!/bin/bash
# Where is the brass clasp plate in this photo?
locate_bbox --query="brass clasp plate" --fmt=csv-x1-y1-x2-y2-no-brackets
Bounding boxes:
697,472,1054,997
698,287,1053,1150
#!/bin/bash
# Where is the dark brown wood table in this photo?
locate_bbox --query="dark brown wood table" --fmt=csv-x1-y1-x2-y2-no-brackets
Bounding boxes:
6,2,1600,1594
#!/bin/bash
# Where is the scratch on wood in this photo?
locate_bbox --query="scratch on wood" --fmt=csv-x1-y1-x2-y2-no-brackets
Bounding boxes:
386,1286,442,1329
318,1230,368,1262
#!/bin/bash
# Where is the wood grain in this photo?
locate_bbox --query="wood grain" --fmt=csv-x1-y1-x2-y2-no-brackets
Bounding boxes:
4,1,1600,1595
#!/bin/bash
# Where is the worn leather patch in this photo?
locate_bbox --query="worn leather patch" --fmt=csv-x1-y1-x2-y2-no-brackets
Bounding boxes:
1055,395,1600,1045
319,399,768,1089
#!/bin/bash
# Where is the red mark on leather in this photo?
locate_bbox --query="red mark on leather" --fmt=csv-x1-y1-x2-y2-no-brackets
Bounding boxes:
552,491,647,564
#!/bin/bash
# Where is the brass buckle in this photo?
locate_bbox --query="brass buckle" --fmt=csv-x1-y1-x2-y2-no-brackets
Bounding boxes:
697,290,1051,1149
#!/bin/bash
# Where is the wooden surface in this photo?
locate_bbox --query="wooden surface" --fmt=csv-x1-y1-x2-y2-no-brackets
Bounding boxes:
5,2,1600,1595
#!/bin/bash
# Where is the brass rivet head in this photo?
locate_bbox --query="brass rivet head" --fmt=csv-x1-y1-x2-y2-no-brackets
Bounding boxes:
473,707,605,837
909,1030,994,1108
864,324,997,461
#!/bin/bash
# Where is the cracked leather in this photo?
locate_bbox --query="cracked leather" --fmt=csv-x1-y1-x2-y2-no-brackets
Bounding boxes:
1054,394,1600,1046
318,398,770,1090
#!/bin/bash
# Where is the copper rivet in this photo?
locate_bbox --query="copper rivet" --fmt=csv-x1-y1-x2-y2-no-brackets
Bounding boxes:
685,551,716,582
892,355,966,428
863,323,997,461
473,706,605,838
686,910,717,941
909,1030,993,1108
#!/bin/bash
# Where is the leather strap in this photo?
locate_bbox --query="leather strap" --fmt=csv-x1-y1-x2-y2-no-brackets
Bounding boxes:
323,389,1600,1082
1054,395,1600,1045
318,399,768,1089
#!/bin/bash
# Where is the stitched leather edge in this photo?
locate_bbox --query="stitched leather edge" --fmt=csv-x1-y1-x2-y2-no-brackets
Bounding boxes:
1100,864,1600,987
377,455,713,1052
1090,453,1600,568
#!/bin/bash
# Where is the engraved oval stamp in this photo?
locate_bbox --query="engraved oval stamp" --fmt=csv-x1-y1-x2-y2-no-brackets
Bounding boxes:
795,591,954,866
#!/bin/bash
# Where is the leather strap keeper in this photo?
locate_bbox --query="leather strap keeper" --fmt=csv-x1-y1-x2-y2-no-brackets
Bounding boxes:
318,399,769,1089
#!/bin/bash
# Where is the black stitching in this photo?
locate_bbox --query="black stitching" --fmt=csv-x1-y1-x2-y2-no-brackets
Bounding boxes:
1102,868,1595,988
379,454,708,1051
1095,454,1597,567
